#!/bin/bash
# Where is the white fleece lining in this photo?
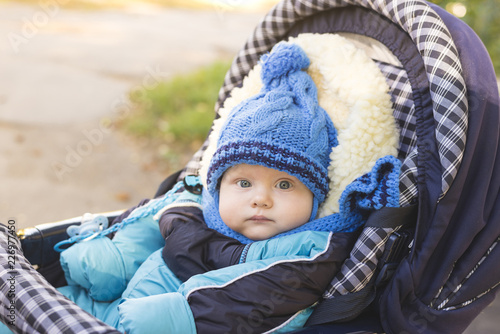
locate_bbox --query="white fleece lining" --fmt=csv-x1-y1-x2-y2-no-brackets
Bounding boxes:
199,33,399,217
184,232,334,300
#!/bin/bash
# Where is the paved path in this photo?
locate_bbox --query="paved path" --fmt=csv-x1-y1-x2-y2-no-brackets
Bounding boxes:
0,2,497,333
0,1,264,228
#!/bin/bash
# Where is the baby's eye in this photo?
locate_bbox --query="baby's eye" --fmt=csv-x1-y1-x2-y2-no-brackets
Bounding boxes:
277,180,292,190
237,180,252,188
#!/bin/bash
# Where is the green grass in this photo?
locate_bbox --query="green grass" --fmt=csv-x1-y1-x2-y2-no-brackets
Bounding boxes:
119,60,231,171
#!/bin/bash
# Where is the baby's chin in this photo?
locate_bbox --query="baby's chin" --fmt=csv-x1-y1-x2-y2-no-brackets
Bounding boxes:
241,227,282,241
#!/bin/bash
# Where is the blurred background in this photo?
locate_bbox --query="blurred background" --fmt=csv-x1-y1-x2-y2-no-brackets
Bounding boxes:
1,0,498,228
0,0,498,332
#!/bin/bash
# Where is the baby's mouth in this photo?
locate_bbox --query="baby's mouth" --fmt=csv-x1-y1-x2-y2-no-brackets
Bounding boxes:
248,215,273,223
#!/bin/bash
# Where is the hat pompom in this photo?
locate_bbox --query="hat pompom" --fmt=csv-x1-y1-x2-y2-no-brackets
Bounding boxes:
260,42,310,86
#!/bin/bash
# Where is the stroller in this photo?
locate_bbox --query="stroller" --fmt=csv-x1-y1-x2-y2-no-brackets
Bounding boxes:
5,0,499,333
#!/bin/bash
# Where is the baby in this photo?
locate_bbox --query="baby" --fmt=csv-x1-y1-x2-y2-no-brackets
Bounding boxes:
57,42,360,334
218,163,314,241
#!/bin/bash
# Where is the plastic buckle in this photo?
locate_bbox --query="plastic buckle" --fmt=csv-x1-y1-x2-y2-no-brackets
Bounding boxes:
183,175,203,195
375,230,413,287
80,224,106,242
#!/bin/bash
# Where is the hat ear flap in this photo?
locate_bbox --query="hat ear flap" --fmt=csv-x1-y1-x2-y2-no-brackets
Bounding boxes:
310,197,320,221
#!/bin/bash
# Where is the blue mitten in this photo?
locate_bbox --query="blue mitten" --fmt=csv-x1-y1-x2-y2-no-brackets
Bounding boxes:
60,214,165,302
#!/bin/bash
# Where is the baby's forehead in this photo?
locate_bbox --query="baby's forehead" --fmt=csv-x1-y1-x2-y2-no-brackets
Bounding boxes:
223,163,296,179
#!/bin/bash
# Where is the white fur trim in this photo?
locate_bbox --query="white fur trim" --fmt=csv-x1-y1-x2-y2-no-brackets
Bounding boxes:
200,33,399,217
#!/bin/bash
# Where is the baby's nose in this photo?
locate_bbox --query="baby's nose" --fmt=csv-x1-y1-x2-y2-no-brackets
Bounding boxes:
251,190,273,208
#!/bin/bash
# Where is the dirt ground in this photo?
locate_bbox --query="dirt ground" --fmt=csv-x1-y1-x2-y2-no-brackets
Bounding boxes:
0,1,498,333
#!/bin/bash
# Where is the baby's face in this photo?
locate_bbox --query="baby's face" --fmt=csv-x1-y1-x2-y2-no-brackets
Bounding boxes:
219,164,313,241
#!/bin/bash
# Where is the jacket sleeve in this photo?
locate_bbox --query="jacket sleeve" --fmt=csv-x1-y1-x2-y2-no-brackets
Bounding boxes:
175,231,355,333
159,206,246,282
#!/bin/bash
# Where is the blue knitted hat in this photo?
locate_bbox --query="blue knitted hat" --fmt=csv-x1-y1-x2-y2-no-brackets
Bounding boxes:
206,42,338,219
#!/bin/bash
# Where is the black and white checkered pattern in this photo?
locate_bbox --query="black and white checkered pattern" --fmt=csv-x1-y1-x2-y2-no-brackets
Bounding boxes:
0,225,119,334
183,0,468,207
181,134,210,179
375,61,419,206
323,226,396,297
